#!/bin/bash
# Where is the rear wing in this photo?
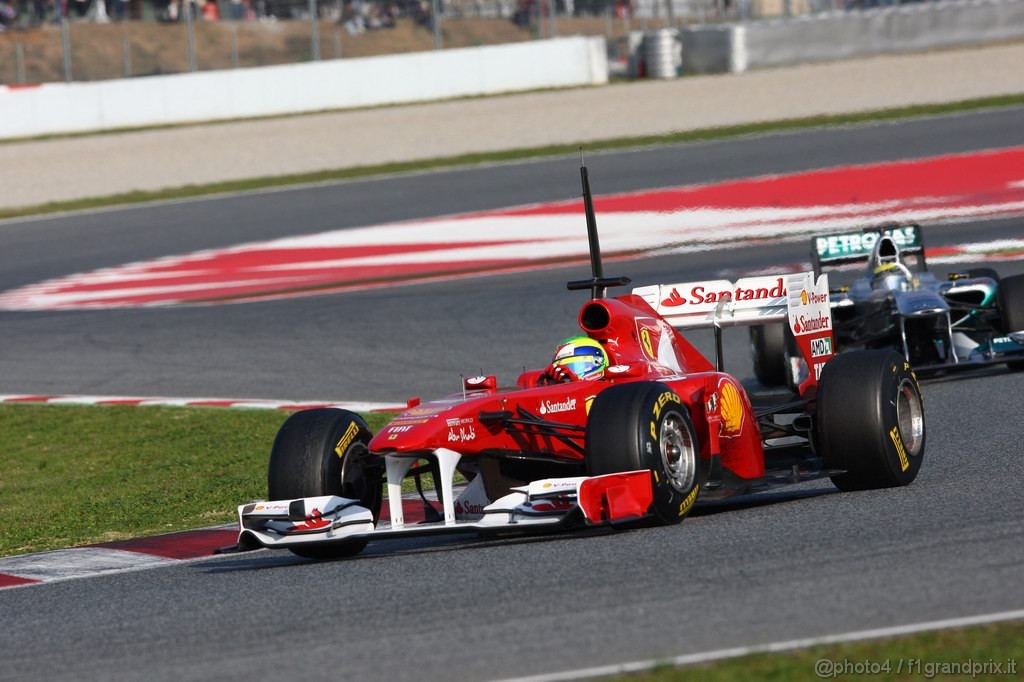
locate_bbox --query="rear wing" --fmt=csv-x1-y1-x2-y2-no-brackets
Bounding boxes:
812,223,926,274
633,271,835,395
633,272,821,330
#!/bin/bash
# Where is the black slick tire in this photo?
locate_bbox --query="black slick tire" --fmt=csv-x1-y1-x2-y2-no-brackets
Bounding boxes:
267,408,383,559
750,323,789,388
998,274,1024,371
966,267,1001,283
817,350,925,491
586,382,701,525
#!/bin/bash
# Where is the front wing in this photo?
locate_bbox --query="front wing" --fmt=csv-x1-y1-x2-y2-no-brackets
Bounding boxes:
914,331,1024,375
235,471,654,552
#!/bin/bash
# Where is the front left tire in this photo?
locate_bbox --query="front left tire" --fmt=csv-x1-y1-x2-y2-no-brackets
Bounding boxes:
817,350,925,491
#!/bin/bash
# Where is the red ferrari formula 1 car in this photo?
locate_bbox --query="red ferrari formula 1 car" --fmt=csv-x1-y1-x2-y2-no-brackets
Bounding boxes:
233,167,926,559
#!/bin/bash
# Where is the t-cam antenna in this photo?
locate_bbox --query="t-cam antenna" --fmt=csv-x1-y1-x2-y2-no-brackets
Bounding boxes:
566,150,631,300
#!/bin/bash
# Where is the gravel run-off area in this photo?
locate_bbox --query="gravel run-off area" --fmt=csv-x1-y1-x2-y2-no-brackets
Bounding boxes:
3,41,1024,211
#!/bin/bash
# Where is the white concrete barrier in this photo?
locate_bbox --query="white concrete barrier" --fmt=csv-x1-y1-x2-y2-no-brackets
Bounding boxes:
681,0,1024,74
0,36,608,140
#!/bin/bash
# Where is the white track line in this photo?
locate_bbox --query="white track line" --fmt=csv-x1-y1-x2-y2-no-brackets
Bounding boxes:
496,609,1024,682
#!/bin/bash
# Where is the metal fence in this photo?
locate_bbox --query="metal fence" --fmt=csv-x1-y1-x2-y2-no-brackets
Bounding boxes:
0,0,941,84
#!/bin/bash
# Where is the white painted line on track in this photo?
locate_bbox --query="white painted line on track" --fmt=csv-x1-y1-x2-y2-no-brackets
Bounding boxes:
495,608,1024,682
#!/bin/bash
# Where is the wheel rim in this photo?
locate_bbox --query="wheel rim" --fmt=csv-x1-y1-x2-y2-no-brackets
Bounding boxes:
659,413,697,493
895,379,924,457
339,442,380,508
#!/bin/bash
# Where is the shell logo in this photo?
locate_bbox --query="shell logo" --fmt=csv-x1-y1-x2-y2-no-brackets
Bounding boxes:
720,381,744,435
800,290,808,305
585,396,595,414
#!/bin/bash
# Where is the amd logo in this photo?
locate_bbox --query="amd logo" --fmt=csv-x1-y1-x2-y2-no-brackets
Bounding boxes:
810,337,832,358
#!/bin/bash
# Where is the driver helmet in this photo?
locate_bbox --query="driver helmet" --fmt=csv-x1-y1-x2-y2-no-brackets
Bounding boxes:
551,336,608,380
872,235,901,276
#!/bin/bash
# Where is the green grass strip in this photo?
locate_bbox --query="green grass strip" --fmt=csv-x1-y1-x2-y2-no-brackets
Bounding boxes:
0,404,392,557
4,93,1024,222
618,620,1023,680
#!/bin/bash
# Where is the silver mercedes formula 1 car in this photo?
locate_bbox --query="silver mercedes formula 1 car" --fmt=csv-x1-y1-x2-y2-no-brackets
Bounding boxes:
751,223,1024,387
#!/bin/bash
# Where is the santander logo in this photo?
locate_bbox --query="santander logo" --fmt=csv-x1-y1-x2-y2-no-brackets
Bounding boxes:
793,313,830,334
539,397,577,415
455,500,485,515
661,278,786,307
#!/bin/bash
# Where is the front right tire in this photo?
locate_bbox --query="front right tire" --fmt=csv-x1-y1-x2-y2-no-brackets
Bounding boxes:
267,408,383,559
817,350,925,491
586,382,702,524
998,274,1024,371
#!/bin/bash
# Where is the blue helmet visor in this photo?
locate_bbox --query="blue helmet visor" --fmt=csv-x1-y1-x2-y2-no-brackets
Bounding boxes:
552,348,605,378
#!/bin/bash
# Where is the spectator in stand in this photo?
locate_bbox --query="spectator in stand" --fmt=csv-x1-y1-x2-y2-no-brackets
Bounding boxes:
229,0,242,19
341,0,364,35
379,2,394,27
70,0,91,18
0,0,16,30
30,0,46,24
414,0,430,27
366,1,381,29
512,0,529,26
110,0,126,20
201,0,218,20
93,0,110,22
159,0,178,21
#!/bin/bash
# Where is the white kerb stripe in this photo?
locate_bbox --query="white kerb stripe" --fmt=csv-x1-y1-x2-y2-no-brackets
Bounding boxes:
495,608,1024,682
0,547,175,581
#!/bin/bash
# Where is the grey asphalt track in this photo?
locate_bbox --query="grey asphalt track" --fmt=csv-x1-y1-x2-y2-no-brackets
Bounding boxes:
1,109,1023,681
1,372,1023,682
1,106,1023,402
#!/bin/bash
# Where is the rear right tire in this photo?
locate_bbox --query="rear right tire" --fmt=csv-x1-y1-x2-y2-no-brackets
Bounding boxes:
750,323,789,388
